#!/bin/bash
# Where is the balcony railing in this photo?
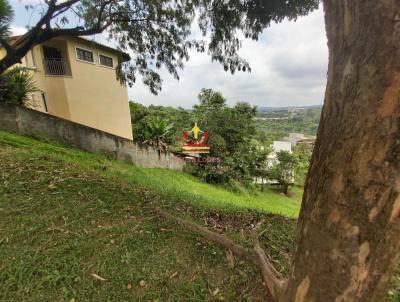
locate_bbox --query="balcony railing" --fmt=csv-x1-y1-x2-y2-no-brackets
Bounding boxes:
43,58,71,76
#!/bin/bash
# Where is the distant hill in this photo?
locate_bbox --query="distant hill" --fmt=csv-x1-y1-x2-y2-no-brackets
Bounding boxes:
255,105,322,136
257,105,322,113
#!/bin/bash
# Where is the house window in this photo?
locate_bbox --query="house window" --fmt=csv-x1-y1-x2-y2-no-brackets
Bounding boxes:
99,55,113,68
41,93,48,113
76,47,94,63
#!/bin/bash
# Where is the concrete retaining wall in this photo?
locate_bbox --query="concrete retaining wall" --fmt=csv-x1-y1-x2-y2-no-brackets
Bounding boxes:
0,104,185,170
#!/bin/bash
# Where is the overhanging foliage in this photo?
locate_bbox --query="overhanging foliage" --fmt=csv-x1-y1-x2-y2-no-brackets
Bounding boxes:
0,0,319,93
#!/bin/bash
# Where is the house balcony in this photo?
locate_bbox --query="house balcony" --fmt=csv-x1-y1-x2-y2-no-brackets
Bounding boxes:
43,58,72,76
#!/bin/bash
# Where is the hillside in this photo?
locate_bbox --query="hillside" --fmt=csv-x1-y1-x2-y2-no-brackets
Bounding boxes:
0,131,398,301
256,106,321,137
0,131,298,301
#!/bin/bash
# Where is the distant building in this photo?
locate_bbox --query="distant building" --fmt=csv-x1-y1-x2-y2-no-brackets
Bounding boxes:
282,132,316,148
288,133,306,145
267,141,292,166
269,141,292,154
255,141,293,185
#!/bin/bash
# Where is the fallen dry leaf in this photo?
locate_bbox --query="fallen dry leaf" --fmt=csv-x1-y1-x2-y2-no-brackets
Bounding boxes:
213,288,220,296
127,283,132,290
226,249,235,268
90,273,107,281
169,272,178,279
139,280,147,287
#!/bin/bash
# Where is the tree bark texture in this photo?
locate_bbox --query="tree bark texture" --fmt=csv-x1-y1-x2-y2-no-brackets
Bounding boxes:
283,1,400,301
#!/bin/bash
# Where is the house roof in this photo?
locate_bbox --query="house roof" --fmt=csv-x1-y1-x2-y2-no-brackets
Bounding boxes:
9,35,131,62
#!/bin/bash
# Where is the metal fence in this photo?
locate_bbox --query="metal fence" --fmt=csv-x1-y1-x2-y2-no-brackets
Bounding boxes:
43,58,71,76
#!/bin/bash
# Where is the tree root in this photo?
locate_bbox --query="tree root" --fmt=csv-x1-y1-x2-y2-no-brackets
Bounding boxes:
156,208,286,300
251,230,286,299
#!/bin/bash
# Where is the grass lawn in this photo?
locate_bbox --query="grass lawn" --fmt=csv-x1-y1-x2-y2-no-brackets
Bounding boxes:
0,131,398,301
0,131,298,301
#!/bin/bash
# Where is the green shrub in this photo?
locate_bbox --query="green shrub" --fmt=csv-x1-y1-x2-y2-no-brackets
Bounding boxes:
192,163,230,184
0,73,15,103
0,67,37,105
222,179,249,194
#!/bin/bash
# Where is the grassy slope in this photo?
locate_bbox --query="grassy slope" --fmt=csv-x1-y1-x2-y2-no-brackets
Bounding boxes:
0,131,302,218
110,166,302,219
0,131,398,301
0,131,297,301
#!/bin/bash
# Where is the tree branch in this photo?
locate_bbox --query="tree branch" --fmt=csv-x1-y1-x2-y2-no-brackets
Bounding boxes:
51,6,74,21
49,0,116,38
156,208,255,261
0,37,14,54
3,0,114,74
156,208,286,300
54,0,81,11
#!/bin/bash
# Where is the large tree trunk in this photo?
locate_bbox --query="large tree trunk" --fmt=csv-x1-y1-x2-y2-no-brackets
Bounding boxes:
283,1,400,301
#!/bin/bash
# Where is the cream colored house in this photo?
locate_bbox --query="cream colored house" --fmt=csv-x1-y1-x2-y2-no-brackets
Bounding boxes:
1,36,133,140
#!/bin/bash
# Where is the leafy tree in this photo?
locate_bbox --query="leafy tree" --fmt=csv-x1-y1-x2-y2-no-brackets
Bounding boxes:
248,146,271,191
0,0,12,39
193,89,256,157
224,102,257,152
269,150,297,196
189,89,259,184
130,101,194,153
224,147,252,182
127,88,259,185
256,130,269,145
129,101,148,123
293,143,312,186
0,67,37,105
0,0,318,93
194,88,226,118
192,89,230,155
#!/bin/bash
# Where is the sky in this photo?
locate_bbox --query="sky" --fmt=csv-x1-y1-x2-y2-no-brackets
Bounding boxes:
9,0,328,108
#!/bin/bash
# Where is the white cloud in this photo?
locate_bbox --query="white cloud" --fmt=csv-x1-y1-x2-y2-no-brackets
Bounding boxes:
10,26,27,36
130,7,328,108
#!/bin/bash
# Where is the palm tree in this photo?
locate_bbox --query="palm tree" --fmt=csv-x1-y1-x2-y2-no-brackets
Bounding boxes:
0,1,37,106
0,67,38,105
142,117,174,153
0,0,13,40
